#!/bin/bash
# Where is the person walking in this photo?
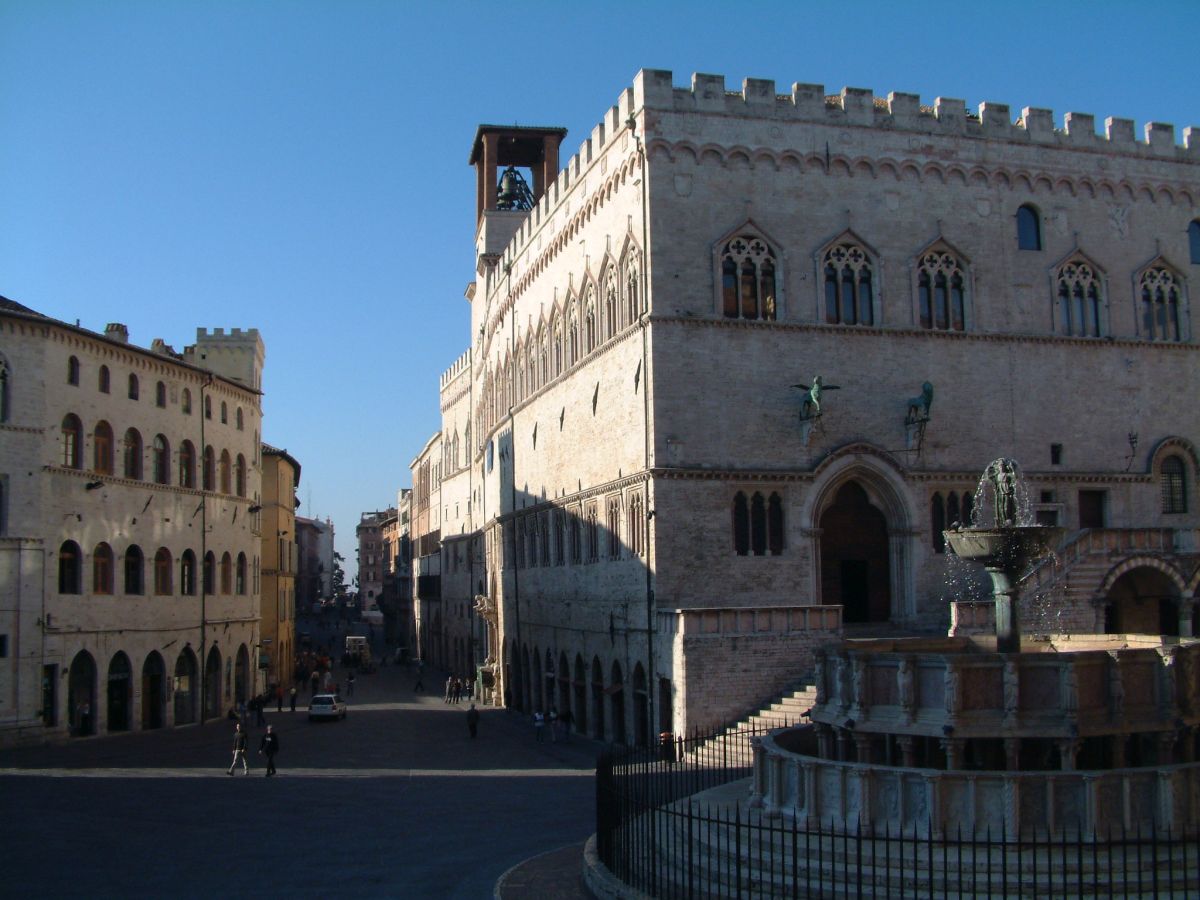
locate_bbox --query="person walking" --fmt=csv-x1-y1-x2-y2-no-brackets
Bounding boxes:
444,676,453,704
413,660,424,692
258,724,280,777
275,685,284,713
466,703,480,739
289,685,297,712
347,672,355,697
310,670,319,695
559,707,574,742
548,707,559,742
227,722,249,775
533,710,545,742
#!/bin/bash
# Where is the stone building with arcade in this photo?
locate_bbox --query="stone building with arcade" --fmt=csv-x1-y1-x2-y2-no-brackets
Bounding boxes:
0,298,266,744
413,69,1200,742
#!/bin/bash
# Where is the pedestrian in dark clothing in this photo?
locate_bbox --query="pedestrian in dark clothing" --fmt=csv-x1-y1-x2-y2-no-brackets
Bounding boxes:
466,704,480,738
289,686,297,712
259,725,280,776
413,661,424,692
227,723,249,775
347,673,355,696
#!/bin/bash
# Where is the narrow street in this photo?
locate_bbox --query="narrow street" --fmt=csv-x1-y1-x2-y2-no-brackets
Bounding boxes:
0,640,597,899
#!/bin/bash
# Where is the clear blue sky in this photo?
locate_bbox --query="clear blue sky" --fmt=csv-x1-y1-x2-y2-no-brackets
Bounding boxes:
3,0,1197,580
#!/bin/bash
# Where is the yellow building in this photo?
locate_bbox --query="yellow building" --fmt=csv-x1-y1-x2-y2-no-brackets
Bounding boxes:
261,445,300,691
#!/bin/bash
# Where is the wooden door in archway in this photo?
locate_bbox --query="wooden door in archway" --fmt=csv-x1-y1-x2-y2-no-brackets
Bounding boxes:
819,481,891,623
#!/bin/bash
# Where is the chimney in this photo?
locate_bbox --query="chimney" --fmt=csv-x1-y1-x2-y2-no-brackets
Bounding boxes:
104,323,129,343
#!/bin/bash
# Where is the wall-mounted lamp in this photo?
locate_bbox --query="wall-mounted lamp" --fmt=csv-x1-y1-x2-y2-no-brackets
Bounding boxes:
247,505,262,513
85,481,104,490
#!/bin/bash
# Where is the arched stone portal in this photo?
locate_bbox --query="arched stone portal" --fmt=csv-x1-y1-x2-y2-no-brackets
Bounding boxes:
234,645,250,704
68,650,96,736
819,481,892,623
106,652,132,732
142,652,165,730
203,646,222,721
174,648,197,725
1105,566,1186,635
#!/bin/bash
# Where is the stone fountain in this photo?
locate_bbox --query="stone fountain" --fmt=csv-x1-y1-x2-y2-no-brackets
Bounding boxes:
742,459,1200,892
944,458,1063,652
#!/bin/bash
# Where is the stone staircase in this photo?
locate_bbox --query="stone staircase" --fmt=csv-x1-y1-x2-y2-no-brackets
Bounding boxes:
679,684,817,769
1023,527,1197,633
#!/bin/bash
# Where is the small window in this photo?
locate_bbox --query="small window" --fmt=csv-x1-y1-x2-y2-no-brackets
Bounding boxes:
155,381,167,408
204,395,212,419
1050,444,1063,465
181,388,192,415
1190,220,1200,265
1161,455,1188,514
180,550,196,596
1017,205,1042,251
67,356,80,386
220,401,227,424
98,366,110,393
128,373,139,400
236,407,244,431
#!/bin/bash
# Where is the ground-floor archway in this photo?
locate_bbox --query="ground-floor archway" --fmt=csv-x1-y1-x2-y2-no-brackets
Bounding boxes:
1105,566,1185,635
68,650,97,736
142,652,165,729
106,652,132,732
819,481,892,623
174,648,197,725
234,645,250,704
203,646,222,720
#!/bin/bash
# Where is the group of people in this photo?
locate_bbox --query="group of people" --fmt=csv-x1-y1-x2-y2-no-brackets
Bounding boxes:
443,674,474,704
226,722,281,776
532,707,573,742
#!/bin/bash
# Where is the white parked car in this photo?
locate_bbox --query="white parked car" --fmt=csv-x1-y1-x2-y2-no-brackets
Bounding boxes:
308,693,348,721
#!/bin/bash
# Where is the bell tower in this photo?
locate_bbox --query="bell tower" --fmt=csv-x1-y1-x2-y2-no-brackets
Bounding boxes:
469,125,567,225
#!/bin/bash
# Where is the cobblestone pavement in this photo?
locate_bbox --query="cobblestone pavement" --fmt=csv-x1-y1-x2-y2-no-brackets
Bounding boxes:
0,635,598,899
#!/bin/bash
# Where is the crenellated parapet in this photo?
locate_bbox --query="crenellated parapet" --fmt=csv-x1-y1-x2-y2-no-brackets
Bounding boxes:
439,348,471,390
631,69,1200,159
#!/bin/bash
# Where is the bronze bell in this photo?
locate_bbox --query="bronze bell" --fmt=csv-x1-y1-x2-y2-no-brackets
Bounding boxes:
496,166,522,209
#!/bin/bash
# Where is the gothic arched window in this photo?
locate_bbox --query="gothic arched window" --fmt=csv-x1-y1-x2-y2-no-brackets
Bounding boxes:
1139,266,1183,342
732,492,750,555
917,250,967,331
1190,220,1200,265
721,235,777,321
823,242,873,325
1055,257,1103,337
61,414,83,468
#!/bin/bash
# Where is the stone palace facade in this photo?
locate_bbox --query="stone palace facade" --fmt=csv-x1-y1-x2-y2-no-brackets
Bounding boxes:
0,298,266,744
408,70,1200,740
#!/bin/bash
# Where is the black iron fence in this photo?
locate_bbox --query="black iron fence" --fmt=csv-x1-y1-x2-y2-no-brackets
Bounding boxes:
596,724,1200,898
